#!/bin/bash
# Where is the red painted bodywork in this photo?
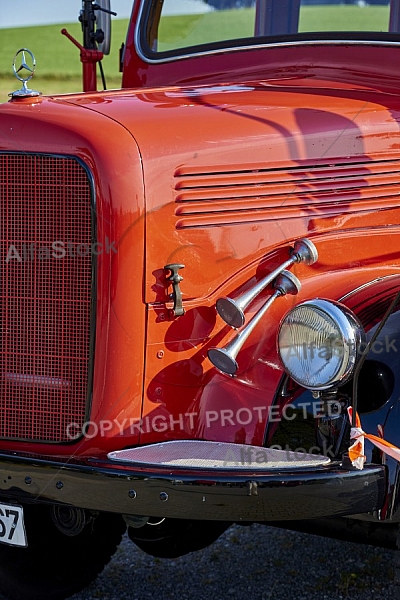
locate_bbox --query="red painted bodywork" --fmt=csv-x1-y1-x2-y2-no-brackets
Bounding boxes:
1,2,400,463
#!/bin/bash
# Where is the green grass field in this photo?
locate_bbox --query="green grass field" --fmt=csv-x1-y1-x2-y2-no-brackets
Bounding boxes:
0,5,391,102
0,19,129,101
158,5,389,50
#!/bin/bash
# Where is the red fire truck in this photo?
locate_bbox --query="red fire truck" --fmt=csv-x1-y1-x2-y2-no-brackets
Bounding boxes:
1,1,400,598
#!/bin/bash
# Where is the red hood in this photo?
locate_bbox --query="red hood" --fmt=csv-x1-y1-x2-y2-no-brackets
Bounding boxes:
55,69,400,302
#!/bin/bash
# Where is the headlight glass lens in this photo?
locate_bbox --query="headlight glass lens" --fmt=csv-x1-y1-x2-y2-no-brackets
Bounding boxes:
278,299,364,390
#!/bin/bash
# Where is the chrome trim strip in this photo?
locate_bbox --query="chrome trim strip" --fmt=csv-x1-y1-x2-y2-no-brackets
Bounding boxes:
4,374,70,389
339,275,400,303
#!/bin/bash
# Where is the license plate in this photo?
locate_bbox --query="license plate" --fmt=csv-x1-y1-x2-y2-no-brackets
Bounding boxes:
0,502,27,547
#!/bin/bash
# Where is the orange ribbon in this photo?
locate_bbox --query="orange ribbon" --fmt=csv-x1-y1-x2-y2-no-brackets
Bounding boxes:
347,407,400,470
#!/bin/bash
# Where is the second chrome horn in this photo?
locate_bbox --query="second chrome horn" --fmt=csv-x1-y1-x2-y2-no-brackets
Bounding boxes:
216,238,317,329
208,270,301,375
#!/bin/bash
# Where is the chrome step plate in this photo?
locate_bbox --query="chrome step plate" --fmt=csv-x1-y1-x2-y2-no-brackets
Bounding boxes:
108,440,330,470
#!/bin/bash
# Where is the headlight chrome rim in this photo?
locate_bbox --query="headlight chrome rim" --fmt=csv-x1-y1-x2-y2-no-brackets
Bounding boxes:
278,298,365,391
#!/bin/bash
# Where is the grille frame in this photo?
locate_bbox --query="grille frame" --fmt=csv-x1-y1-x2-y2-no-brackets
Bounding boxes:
0,152,97,444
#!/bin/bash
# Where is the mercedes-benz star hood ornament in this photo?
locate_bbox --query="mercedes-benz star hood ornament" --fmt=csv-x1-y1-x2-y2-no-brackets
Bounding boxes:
10,48,41,98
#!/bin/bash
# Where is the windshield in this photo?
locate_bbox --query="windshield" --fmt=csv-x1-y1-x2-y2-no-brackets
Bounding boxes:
141,0,397,58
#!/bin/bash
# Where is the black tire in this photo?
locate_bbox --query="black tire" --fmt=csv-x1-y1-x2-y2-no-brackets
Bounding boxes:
0,503,126,600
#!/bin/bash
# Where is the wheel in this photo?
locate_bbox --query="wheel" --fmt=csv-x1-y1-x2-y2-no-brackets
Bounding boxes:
0,503,126,600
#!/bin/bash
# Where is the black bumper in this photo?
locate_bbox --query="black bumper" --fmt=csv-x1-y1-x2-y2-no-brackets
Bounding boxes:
0,451,386,522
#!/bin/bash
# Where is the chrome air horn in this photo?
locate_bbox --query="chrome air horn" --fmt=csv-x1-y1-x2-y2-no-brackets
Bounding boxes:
216,238,317,329
208,270,301,375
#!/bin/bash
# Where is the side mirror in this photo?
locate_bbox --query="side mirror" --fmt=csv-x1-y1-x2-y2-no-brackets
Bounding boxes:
96,0,112,55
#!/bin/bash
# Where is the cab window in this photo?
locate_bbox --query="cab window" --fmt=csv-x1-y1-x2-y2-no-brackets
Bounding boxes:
141,0,395,58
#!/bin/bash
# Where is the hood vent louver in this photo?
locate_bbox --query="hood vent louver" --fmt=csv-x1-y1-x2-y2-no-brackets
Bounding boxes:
174,158,400,229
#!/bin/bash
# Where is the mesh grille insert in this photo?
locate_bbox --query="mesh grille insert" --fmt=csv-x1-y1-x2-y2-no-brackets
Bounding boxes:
0,154,93,442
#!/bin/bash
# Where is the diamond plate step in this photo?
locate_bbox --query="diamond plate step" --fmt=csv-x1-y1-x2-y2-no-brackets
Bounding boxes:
108,440,331,470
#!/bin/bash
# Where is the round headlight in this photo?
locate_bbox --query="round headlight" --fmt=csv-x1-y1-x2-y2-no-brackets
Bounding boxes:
278,299,365,391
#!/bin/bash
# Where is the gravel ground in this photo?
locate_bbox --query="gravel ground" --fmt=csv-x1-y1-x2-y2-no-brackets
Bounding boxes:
70,524,400,600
